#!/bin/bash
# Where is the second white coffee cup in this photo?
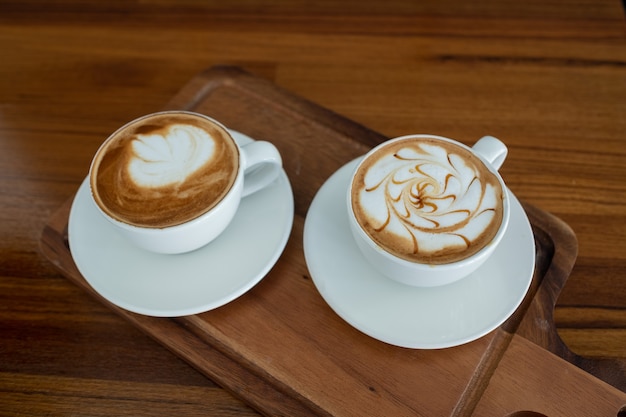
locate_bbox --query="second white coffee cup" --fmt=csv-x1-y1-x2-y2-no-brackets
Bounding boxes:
89,111,282,254
347,134,510,287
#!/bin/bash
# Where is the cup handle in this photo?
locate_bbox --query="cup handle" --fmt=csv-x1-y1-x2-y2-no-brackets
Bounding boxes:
471,135,508,171
240,141,283,197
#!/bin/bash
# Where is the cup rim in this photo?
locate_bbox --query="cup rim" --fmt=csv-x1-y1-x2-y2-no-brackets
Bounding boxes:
347,133,511,271
88,110,244,232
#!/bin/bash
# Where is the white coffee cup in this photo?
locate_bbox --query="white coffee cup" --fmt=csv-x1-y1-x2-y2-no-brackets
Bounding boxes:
347,134,510,287
89,111,282,254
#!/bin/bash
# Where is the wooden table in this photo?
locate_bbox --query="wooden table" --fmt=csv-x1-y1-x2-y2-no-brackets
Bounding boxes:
1,1,625,416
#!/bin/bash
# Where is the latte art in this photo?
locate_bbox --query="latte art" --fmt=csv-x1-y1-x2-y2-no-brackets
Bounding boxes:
352,138,504,264
128,124,216,188
91,113,239,228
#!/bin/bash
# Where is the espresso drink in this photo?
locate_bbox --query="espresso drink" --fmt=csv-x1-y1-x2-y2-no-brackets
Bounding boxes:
351,137,504,264
90,112,239,228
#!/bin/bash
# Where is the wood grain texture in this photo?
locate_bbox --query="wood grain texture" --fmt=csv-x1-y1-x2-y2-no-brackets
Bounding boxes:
39,67,626,416
2,1,626,416
471,336,626,417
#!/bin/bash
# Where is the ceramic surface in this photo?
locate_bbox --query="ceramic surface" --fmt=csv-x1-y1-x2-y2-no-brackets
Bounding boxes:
69,131,294,317
304,158,535,349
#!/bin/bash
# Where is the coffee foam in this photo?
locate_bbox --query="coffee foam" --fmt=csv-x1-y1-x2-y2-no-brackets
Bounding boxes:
128,124,216,188
91,113,239,228
351,137,504,264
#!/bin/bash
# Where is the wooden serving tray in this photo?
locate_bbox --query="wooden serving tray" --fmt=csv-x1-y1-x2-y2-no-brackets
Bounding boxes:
41,66,626,416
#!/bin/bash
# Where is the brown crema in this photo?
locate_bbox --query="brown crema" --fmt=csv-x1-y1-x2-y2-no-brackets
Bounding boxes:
351,137,504,264
90,112,239,228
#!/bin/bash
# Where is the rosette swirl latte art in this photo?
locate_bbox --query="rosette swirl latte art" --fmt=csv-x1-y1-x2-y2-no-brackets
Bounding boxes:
351,138,504,264
91,113,239,228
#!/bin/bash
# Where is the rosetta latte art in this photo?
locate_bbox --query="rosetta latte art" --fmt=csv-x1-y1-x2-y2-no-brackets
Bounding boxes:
353,138,504,264
128,124,216,187
92,113,239,228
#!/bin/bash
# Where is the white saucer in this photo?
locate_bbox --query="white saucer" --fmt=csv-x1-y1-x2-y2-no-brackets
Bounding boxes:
69,131,294,317
303,158,535,349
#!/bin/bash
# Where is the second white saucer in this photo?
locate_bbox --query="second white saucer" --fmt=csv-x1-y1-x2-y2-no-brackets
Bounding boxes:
303,158,535,349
